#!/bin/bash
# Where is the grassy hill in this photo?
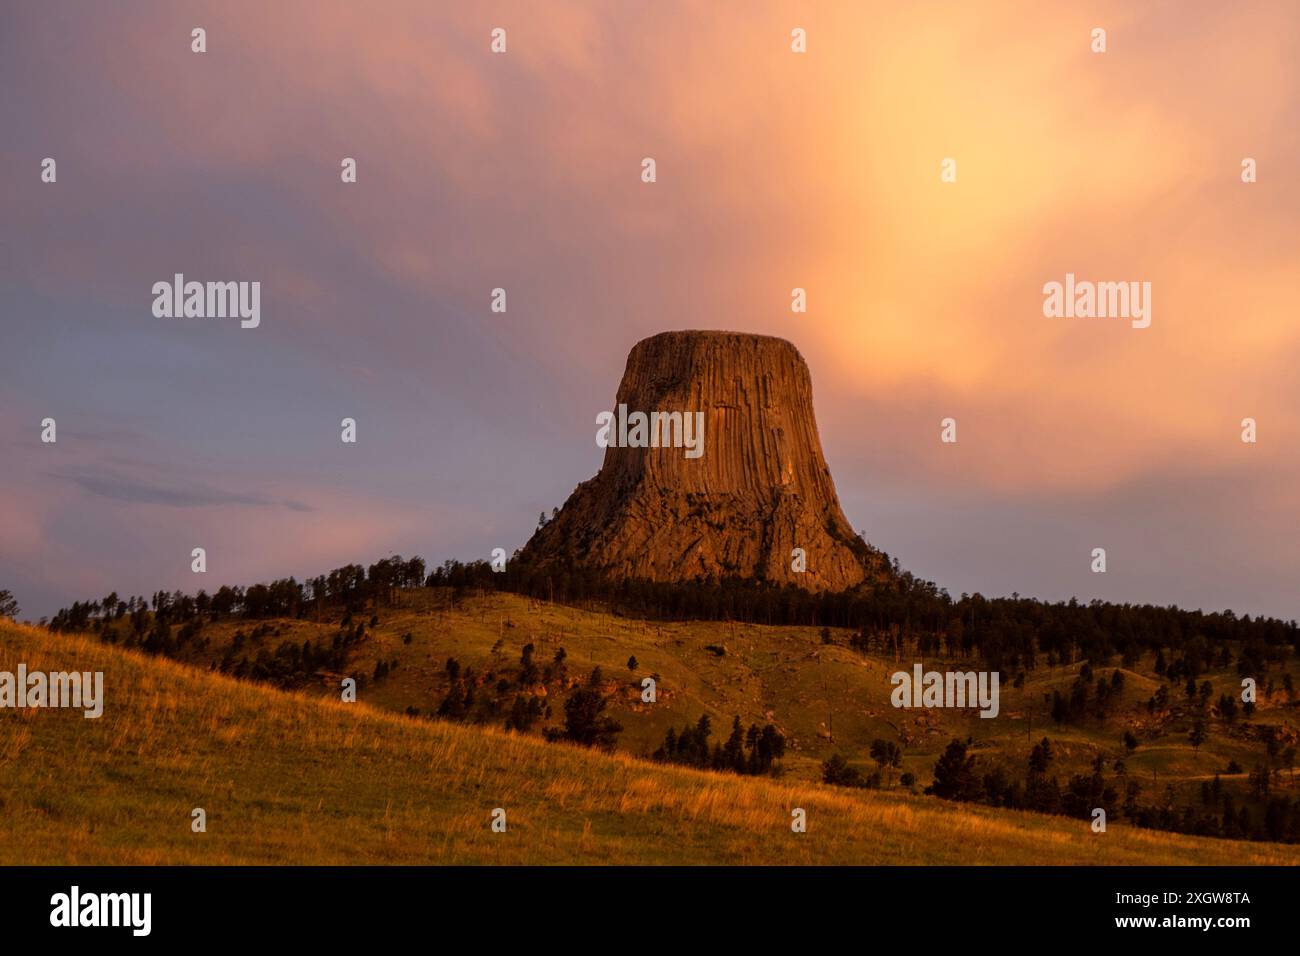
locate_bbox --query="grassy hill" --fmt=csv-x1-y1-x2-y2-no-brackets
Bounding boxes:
2,614,1298,865
179,589,1299,806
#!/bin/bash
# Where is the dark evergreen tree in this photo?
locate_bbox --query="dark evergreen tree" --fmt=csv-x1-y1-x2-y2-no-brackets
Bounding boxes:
822,754,863,787
548,689,622,750
927,739,982,802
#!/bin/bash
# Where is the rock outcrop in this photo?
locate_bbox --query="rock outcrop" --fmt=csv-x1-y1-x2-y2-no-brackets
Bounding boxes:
520,331,884,593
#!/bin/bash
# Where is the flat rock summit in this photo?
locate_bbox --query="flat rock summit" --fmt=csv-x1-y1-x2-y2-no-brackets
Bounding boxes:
521,331,884,592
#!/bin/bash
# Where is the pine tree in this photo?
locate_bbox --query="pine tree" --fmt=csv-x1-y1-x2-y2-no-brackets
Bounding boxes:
722,716,746,772
437,682,465,720
822,754,863,787
869,738,903,786
928,739,981,802
549,688,621,750
1029,737,1054,774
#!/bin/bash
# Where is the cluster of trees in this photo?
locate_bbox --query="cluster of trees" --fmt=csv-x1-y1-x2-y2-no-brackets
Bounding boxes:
435,657,482,721
917,736,1300,844
821,739,912,790
47,580,396,693
652,714,787,776
505,693,547,731
434,641,577,722
431,647,625,751
1143,669,1295,722
1050,666,1127,724
48,555,428,636
43,558,435,690
545,684,623,750
216,620,372,689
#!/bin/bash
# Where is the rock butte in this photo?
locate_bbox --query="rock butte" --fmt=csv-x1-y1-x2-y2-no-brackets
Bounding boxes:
521,330,885,593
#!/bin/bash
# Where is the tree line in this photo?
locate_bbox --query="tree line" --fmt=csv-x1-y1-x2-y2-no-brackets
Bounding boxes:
46,553,1299,680
818,735,1300,844
427,556,1299,676
652,713,787,776
966,734,1300,843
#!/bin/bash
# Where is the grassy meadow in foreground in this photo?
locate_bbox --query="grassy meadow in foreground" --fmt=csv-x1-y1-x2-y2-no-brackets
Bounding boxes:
1,618,1298,865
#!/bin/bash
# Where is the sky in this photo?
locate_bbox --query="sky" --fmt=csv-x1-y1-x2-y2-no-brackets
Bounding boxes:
2,1,1298,621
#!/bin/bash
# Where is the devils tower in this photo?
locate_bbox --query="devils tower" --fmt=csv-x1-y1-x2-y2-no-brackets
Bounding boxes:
521,331,884,593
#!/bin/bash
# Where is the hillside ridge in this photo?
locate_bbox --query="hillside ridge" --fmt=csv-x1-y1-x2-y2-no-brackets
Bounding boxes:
4,613,1298,865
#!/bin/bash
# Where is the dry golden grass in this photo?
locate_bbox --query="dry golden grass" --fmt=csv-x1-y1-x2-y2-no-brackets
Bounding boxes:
2,618,1298,865
180,589,1298,814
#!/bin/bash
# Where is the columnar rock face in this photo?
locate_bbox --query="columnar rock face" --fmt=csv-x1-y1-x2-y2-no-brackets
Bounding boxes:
521,331,883,593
